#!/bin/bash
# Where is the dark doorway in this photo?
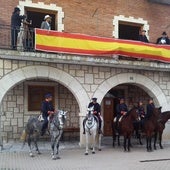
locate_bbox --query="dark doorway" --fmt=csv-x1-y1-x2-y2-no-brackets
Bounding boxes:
119,22,141,41
26,8,56,30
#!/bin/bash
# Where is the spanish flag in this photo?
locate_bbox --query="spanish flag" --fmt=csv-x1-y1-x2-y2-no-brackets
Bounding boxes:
35,29,170,63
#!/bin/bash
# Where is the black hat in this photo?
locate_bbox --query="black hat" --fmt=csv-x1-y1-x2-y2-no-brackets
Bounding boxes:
92,97,97,101
141,30,146,32
45,93,52,99
162,32,167,35
14,7,20,12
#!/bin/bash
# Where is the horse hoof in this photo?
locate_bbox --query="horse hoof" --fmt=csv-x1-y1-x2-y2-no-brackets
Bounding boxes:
140,142,143,145
92,151,95,154
29,153,34,157
52,155,57,160
160,146,164,149
56,156,60,159
98,149,102,151
85,153,88,155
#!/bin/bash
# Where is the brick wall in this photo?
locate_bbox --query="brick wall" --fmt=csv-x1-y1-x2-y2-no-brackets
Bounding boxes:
1,0,170,42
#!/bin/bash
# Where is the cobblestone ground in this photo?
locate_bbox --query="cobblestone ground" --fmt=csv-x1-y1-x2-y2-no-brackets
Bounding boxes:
1,137,170,170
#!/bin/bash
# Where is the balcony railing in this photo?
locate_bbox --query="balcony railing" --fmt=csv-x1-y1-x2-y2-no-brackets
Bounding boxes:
0,24,34,51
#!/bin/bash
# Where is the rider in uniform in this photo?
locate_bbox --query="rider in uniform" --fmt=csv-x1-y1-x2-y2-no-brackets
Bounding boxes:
146,98,155,119
115,97,128,129
137,100,145,120
83,98,102,134
41,93,54,136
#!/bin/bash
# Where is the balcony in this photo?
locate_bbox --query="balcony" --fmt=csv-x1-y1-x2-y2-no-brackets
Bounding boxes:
0,24,170,72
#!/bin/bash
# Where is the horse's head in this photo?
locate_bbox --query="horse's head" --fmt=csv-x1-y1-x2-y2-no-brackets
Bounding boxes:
55,110,67,129
86,106,94,123
129,107,140,121
153,107,162,118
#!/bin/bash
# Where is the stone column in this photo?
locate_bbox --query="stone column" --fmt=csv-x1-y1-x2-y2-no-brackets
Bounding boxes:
79,114,86,147
0,104,3,150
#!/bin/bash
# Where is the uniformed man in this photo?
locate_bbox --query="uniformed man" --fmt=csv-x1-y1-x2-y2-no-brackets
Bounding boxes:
115,97,128,126
41,93,54,136
146,98,155,119
83,98,102,134
137,100,145,119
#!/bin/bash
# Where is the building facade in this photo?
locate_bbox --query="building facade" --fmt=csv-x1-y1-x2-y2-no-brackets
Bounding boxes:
0,0,170,146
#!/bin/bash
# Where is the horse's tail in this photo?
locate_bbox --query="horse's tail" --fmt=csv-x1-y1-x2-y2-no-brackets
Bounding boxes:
20,129,27,148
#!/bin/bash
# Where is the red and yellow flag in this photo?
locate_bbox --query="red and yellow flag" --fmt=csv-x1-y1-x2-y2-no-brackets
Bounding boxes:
35,28,170,63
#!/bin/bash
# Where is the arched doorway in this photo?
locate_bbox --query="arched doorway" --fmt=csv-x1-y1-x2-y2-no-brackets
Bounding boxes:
0,65,89,143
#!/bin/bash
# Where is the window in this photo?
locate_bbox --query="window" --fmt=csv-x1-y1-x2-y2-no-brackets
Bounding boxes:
28,85,55,111
119,21,141,40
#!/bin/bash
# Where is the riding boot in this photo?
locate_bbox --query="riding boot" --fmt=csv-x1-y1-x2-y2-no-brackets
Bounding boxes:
83,119,86,134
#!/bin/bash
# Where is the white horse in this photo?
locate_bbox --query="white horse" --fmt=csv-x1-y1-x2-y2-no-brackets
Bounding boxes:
84,106,103,155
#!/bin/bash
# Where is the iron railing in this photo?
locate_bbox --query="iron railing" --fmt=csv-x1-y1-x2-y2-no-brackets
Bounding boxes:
0,24,34,51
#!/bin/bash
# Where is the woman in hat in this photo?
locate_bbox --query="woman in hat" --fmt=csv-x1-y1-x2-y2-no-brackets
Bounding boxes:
11,7,26,50
40,15,52,30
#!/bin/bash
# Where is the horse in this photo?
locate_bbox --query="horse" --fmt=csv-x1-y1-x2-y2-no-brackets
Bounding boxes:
84,107,103,155
143,107,162,152
21,110,67,159
154,110,170,150
112,107,139,152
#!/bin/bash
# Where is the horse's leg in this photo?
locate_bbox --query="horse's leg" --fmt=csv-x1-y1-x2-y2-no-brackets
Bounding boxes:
138,133,143,145
159,131,163,149
146,136,149,152
28,135,33,157
34,135,41,154
123,136,127,152
98,133,102,151
149,136,152,151
51,134,56,159
128,137,131,152
154,132,157,150
55,132,63,159
85,132,89,155
118,134,120,146
92,131,96,154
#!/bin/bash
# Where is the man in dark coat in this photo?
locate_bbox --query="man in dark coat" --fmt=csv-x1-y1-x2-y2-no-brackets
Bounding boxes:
138,30,149,43
156,32,170,45
137,100,145,119
83,98,102,134
115,97,128,129
146,98,155,119
11,7,26,50
41,93,54,136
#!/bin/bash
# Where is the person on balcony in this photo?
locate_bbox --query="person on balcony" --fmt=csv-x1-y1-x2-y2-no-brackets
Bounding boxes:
41,15,52,30
11,7,26,50
138,30,149,43
156,32,170,45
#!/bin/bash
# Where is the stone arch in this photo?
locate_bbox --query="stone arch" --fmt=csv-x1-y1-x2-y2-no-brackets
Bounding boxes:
0,65,89,114
93,73,169,112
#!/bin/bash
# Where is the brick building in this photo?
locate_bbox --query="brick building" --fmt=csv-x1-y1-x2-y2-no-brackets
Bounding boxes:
0,0,170,146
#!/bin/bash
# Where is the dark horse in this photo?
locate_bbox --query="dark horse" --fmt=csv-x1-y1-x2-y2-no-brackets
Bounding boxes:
112,107,139,151
154,110,170,150
21,110,67,159
143,107,162,152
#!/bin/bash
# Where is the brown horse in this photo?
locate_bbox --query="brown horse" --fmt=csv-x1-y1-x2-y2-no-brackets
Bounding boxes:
154,111,170,150
112,107,139,152
143,107,162,152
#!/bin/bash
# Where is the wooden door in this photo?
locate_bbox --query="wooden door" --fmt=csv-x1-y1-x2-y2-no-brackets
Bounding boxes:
103,98,114,136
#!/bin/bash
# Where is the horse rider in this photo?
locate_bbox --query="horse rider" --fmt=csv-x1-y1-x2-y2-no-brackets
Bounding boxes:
41,93,54,136
146,98,155,119
115,97,128,129
83,97,102,134
137,100,146,120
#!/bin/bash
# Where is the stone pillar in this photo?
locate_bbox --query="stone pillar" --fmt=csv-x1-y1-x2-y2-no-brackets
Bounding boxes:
0,104,3,150
79,114,86,147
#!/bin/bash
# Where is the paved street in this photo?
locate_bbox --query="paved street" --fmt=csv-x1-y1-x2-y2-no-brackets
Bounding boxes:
1,137,170,170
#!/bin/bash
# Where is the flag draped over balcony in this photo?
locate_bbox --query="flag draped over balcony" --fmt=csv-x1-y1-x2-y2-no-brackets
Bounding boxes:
35,28,170,63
